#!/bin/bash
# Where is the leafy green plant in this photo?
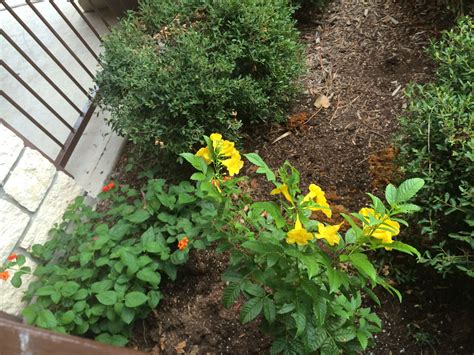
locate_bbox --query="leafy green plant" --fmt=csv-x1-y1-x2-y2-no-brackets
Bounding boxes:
1,180,217,345
96,0,304,155
395,16,473,277
183,134,424,353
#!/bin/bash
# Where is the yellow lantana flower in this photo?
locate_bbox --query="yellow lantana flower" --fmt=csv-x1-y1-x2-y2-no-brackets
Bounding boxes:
195,147,212,165
315,222,343,246
221,151,244,176
302,184,332,218
359,207,400,249
270,184,293,204
286,216,313,246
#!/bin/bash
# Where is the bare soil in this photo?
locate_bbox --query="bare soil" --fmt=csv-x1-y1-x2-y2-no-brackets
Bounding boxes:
119,0,474,353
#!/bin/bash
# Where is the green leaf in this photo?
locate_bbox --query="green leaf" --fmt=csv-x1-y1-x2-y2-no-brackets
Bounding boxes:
270,339,287,354
126,209,150,223
109,223,130,241
180,152,208,173
263,298,276,324
349,253,377,282
121,307,135,325
327,267,343,293
242,282,265,297
277,303,295,314
356,329,369,349
11,273,22,288
91,280,113,294
389,241,421,258
73,289,89,301
300,255,320,279
80,252,93,266
396,203,421,213
292,311,306,337
36,309,57,329
137,268,161,286
306,326,327,351
61,281,81,297
320,336,339,355
125,291,148,308
190,172,207,181
36,285,56,296
22,304,39,324
240,298,263,324
313,298,327,326
385,184,398,207
96,290,117,306
223,283,241,308
396,178,424,203
16,254,26,266
244,153,276,182
333,326,356,343
251,202,285,228
60,311,75,325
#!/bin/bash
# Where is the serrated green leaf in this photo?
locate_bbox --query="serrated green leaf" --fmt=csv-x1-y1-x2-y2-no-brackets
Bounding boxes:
349,253,377,282
327,267,343,293
300,255,320,279
244,153,276,182
180,152,208,173
385,184,398,207
240,298,263,324
61,281,81,297
251,201,285,228
306,326,327,351
91,280,113,294
356,329,369,349
396,178,424,202
270,338,287,354
292,311,306,337
60,310,75,325
321,336,339,355
263,298,276,323
333,326,356,342
121,307,135,324
313,298,327,326
389,241,421,258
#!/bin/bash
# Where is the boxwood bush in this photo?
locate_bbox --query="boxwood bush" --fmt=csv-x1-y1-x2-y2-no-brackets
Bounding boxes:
96,0,304,155
396,17,473,277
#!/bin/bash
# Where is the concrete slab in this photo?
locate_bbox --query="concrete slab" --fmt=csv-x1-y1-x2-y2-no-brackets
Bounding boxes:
1,1,125,196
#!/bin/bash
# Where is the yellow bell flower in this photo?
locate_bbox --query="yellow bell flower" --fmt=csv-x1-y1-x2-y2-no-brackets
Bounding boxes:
270,184,293,204
286,216,313,246
302,184,332,218
221,151,244,176
195,147,212,165
315,222,343,246
359,208,400,249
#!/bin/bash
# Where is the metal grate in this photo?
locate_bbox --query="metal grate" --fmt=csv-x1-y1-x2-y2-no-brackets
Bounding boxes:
0,0,126,169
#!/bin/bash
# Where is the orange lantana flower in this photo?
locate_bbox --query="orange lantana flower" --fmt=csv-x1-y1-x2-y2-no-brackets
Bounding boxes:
0,271,10,281
178,236,189,251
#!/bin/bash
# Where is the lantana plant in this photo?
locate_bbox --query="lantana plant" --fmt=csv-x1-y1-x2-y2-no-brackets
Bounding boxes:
183,134,424,354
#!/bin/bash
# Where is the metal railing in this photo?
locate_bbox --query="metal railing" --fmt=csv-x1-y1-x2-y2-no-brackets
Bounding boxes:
0,0,135,169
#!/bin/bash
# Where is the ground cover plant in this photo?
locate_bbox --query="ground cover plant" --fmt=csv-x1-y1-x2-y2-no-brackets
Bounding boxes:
1,180,218,345
96,0,304,155
396,16,473,277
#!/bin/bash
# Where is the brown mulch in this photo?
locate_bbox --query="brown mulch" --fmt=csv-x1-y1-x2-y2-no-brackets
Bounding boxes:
122,0,474,354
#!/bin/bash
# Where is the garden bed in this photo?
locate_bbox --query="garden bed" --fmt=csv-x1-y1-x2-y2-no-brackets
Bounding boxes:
108,0,474,353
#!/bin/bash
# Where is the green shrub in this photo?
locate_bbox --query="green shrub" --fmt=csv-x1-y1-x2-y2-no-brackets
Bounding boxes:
96,0,304,155
396,17,473,277
6,180,217,345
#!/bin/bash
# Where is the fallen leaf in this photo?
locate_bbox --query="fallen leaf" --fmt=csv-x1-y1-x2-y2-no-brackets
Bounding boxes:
314,94,330,109
175,340,187,354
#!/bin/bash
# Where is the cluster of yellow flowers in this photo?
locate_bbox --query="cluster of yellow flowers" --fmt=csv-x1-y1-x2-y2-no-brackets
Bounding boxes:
271,183,341,246
195,133,244,176
274,184,399,249
359,208,400,249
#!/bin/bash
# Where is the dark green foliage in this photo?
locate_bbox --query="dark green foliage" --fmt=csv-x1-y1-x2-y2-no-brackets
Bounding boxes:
396,17,473,277
96,0,304,155
20,180,217,345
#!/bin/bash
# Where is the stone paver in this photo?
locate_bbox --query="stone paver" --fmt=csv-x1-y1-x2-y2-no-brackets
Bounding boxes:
3,148,56,212
21,172,83,250
0,199,30,262
0,124,24,184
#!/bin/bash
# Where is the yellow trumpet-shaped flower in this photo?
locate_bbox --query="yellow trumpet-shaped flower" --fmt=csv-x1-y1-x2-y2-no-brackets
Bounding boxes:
359,207,400,249
221,151,244,176
302,184,332,218
315,222,343,246
271,184,293,204
286,216,313,246
195,147,212,165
